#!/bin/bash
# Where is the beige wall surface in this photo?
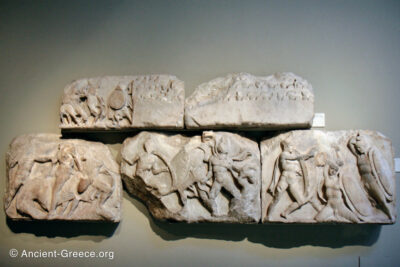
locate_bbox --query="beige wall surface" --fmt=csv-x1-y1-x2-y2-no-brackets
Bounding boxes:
1,1,399,266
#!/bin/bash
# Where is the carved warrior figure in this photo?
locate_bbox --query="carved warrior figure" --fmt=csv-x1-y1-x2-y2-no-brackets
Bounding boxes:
200,132,254,216
5,134,122,221
267,141,318,219
348,133,395,221
60,79,131,128
121,131,261,222
50,143,89,216
314,151,360,223
60,75,185,129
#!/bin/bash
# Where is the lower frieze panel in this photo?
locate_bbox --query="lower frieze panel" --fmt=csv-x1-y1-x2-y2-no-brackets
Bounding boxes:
121,131,261,223
261,130,396,224
5,134,122,222
5,130,395,225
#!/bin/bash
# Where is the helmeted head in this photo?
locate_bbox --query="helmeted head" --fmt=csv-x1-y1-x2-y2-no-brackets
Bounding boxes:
281,140,294,153
327,161,339,176
354,133,370,154
216,137,230,155
57,143,78,169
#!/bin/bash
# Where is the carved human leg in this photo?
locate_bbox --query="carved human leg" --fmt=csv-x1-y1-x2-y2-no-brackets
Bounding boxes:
267,177,289,219
281,180,308,218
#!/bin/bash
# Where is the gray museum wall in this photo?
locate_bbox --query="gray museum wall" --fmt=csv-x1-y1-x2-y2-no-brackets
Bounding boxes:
0,1,399,266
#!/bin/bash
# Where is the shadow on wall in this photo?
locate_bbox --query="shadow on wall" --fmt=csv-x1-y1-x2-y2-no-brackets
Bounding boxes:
4,191,382,247
6,219,119,239
126,192,382,249
60,130,276,145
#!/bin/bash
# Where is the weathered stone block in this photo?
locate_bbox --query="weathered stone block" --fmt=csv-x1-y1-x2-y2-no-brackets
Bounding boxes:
5,134,122,222
261,130,396,224
60,75,184,130
185,72,314,129
121,131,261,223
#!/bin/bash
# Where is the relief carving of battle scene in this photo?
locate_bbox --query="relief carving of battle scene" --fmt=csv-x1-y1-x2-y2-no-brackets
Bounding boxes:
261,130,396,224
184,72,314,129
60,75,184,130
5,134,122,222
5,72,398,226
121,131,261,223
60,77,133,129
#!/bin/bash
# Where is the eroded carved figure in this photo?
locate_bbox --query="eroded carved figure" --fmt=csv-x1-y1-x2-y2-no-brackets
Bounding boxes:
348,134,395,221
185,72,314,129
4,134,122,222
121,131,261,223
60,75,184,130
261,130,396,224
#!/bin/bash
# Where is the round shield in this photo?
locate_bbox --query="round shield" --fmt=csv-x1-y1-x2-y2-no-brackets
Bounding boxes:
108,88,126,110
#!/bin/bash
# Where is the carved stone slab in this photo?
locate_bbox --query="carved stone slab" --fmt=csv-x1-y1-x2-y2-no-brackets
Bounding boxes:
261,130,396,224
60,75,184,130
121,131,261,223
185,72,314,129
5,134,122,222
